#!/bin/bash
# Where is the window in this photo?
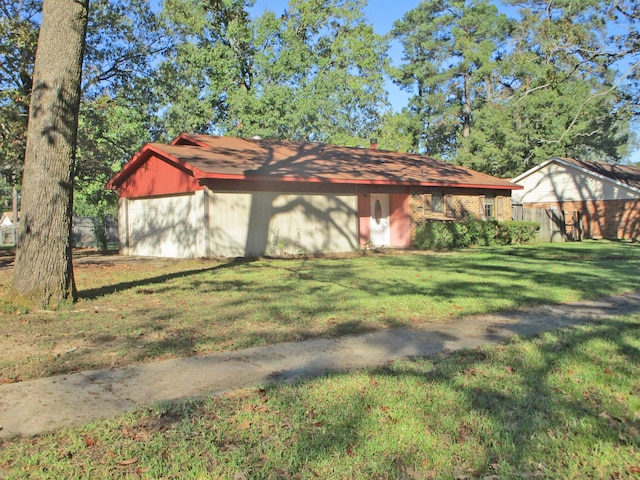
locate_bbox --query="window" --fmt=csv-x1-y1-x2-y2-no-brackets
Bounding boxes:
445,194,453,216
496,196,503,219
374,199,382,224
431,191,444,213
484,195,495,219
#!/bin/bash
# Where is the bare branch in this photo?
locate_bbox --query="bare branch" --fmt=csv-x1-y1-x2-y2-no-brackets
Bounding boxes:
539,59,640,145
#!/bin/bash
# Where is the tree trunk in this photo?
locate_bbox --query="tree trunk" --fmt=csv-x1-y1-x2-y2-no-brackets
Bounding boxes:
11,181,18,227
12,0,89,308
462,71,472,138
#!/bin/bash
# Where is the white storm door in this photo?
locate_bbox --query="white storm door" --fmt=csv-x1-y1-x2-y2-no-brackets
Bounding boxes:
370,193,390,246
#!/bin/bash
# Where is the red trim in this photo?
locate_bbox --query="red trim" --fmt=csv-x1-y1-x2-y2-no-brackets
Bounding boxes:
192,172,522,190
107,144,210,190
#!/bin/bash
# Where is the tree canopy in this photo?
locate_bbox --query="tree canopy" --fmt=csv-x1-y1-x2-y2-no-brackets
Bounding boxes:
390,0,638,176
154,0,390,144
2,0,636,206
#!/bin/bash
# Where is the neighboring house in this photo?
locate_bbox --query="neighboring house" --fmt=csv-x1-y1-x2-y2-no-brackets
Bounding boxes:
0,211,19,245
106,134,520,258
0,211,17,227
512,157,640,241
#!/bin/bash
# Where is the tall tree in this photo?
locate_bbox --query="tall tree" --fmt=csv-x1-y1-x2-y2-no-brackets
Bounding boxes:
1,0,167,231
156,0,389,144
75,0,169,247
226,0,389,143
154,0,253,138
12,0,89,307
393,0,635,175
455,0,634,176
391,0,510,157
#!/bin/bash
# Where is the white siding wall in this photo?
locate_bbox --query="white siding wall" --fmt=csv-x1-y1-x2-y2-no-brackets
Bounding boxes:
120,193,200,258
208,191,358,257
119,190,359,258
513,162,639,204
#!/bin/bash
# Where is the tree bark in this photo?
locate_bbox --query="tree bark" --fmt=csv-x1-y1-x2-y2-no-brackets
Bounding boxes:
462,70,471,138
12,0,89,308
12,181,18,227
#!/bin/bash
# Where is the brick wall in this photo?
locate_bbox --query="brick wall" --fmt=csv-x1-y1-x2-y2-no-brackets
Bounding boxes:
409,191,513,242
524,199,640,241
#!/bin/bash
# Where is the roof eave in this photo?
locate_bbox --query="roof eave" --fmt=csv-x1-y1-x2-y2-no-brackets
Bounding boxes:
195,172,521,190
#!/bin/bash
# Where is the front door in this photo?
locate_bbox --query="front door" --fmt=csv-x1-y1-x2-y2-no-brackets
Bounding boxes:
370,193,390,246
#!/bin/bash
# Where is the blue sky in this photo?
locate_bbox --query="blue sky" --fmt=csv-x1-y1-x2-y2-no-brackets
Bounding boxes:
251,0,639,164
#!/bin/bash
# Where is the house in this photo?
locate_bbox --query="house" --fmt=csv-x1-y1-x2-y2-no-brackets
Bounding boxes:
106,134,520,258
511,157,640,241
0,211,17,227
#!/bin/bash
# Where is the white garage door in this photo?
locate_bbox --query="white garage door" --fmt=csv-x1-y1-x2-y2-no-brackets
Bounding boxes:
127,193,197,258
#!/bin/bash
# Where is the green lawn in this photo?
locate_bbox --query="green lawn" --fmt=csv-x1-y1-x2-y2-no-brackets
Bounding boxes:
1,241,639,383
2,313,639,478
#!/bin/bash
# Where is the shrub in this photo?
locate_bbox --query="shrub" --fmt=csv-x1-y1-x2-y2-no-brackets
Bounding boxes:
497,221,540,244
414,218,539,250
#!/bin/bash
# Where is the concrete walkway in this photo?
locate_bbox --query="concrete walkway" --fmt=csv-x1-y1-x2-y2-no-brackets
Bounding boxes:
1,292,639,440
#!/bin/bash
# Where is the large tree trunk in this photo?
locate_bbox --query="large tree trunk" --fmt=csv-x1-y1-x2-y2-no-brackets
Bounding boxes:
12,0,89,308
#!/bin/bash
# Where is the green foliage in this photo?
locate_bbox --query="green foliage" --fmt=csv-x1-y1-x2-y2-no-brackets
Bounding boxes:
452,0,634,177
497,220,541,245
157,0,389,143
0,0,39,189
72,2,167,229
391,0,510,158
375,109,422,153
1,0,167,219
392,0,636,174
414,217,539,250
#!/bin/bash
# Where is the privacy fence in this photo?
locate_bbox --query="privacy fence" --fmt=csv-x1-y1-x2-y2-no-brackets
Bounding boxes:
1,216,119,249
512,206,579,242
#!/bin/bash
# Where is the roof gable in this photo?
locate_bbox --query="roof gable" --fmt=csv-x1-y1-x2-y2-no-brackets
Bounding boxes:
558,157,640,190
512,157,640,196
108,135,520,192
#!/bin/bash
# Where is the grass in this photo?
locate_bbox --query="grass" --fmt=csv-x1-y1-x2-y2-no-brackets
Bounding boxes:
0,240,639,383
1,313,639,478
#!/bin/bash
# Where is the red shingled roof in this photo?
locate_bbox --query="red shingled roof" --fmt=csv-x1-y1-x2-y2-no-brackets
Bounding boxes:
107,134,519,190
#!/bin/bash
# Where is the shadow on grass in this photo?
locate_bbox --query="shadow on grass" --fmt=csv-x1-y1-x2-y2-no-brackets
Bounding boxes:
78,257,256,300
87,312,639,478
257,315,640,477
72,243,640,369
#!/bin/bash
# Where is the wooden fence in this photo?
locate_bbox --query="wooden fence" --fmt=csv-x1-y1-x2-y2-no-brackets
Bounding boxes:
1,225,18,245
512,206,579,243
71,216,119,249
